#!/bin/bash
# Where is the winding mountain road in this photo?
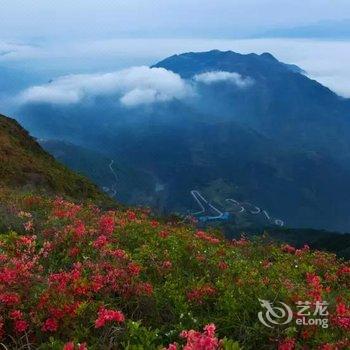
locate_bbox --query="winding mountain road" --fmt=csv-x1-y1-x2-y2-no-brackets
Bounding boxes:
191,191,284,226
225,199,245,213
190,190,224,219
108,160,118,198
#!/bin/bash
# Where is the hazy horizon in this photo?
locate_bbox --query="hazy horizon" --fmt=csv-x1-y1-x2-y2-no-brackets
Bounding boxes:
1,0,350,111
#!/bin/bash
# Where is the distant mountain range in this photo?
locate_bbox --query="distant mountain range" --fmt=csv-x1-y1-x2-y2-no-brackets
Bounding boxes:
261,19,350,39
15,50,350,231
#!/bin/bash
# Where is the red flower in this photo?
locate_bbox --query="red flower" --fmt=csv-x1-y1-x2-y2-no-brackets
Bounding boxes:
196,255,205,262
0,293,20,305
68,247,80,257
14,319,28,333
187,284,216,303
53,198,81,218
332,315,350,330
17,235,36,246
93,235,108,249
179,323,219,350
281,244,296,254
63,342,88,350
231,237,249,247
195,231,220,244
137,282,153,296
95,307,125,328
74,220,86,238
301,330,310,339
158,230,170,238
91,274,104,292
127,211,137,221
336,302,348,316
319,344,336,350
42,318,58,332
110,249,127,259
278,338,295,350
306,273,321,287
128,262,141,276
10,310,23,319
151,220,159,228
305,273,323,301
204,323,216,337
295,244,310,256
162,260,172,269
63,342,75,350
99,214,115,235
337,266,350,276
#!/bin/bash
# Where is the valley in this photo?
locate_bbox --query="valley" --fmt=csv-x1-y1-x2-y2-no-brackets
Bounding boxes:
16,50,350,232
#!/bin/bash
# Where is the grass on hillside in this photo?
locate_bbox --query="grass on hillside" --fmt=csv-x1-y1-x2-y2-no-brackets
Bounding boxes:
0,115,109,203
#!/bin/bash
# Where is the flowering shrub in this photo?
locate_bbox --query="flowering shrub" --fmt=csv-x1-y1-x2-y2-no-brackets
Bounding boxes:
0,193,349,349
94,306,125,328
166,323,220,349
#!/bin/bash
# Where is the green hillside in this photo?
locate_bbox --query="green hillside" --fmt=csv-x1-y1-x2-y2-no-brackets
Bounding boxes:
0,113,348,349
0,114,109,202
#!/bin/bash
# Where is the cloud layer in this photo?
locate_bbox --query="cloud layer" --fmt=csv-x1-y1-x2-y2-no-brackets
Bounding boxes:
3,38,350,97
17,67,255,107
193,71,254,87
18,66,191,107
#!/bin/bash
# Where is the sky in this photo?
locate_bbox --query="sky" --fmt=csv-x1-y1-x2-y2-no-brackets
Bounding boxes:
0,0,350,99
1,0,350,40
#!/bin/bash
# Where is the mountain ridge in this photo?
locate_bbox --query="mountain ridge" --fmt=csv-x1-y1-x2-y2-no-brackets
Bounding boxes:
14,49,350,231
0,113,109,203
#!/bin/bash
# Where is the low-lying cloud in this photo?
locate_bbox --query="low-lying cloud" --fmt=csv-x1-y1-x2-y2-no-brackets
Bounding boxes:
4,38,350,97
18,67,256,107
193,71,254,87
18,66,191,107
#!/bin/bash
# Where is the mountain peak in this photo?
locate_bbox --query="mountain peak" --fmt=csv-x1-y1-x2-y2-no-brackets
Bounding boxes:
260,52,278,61
153,49,302,78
